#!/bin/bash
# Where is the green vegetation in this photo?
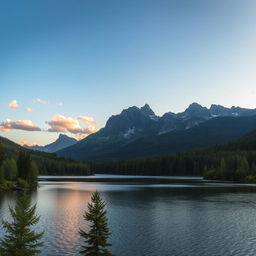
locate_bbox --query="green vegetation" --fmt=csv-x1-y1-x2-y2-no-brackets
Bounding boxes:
2,158,17,181
0,149,40,190
93,130,256,182
0,135,91,190
94,150,256,182
0,193,44,256
0,137,91,180
79,191,114,256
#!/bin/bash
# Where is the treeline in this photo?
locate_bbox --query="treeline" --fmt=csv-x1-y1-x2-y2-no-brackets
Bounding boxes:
0,148,39,190
0,141,91,190
93,149,256,182
32,154,90,175
0,137,91,176
204,153,256,182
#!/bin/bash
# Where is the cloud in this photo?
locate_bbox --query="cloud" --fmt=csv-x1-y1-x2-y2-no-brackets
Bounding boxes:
8,100,19,109
0,119,41,132
18,141,37,147
25,107,32,112
77,116,97,126
56,102,63,107
36,98,48,104
46,114,98,139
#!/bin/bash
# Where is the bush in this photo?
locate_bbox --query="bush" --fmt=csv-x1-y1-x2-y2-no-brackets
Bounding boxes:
16,178,29,189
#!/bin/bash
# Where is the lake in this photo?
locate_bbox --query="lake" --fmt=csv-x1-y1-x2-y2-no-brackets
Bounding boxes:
1,175,256,256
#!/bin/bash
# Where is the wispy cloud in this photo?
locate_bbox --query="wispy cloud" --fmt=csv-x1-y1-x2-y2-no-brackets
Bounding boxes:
46,114,98,139
25,107,32,112
56,102,63,107
77,116,97,126
8,100,19,109
18,141,37,147
0,119,41,132
36,98,48,104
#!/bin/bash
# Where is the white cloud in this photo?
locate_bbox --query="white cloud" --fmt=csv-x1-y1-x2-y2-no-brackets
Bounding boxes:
8,100,19,109
46,114,98,139
77,116,97,126
0,119,41,132
25,107,32,112
36,98,48,104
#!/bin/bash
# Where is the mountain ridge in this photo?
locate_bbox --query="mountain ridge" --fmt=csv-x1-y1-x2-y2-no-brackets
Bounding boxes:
24,134,77,153
56,103,256,161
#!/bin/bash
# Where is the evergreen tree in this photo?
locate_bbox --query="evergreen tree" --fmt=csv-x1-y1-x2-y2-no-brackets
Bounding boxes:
17,151,31,180
0,142,5,166
79,191,114,256
17,151,39,187
235,156,250,181
27,161,39,187
0,193,44,256
0,165,4,184
3,158,17,181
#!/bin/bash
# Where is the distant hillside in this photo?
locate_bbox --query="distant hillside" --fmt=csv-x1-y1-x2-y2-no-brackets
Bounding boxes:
24,134,77,153
93,128,256,178
0,136,90,175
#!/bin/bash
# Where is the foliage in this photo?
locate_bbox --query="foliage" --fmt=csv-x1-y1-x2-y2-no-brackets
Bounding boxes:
79,191,114,256
0,180,15,191
0,166,4,184
93,149,256,182
3,158,17,181
17,151,38,188
16,178,29,189
0,193,44,256
0,136,91,176
17,151,32,181
0,142,5,166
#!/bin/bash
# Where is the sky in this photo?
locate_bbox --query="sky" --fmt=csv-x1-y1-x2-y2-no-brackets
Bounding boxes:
1,0,256,145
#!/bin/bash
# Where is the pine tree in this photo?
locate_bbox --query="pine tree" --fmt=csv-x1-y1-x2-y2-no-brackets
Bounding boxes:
0,193,44,256
79,191,114,256
3,158,17,181
17,151,39,187
0,165,4,184
0,142,5,166
17,151,31,180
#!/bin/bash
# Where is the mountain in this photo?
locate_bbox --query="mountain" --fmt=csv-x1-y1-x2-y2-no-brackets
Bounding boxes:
101,115,256,160
57,103,256,161
24,134,77,153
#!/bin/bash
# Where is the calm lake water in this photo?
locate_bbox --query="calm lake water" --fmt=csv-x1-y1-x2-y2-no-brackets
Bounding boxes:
1,175,256,256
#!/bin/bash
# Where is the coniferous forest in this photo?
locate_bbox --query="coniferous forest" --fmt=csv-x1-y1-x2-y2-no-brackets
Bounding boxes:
93,130,256,182
0,138,90,191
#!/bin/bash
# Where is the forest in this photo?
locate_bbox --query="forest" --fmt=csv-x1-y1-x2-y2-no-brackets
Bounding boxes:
93,130,256,182
0,140,91,190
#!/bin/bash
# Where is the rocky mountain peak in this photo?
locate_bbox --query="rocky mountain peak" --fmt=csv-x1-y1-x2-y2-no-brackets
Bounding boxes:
140,104,155,116
180,102,209,119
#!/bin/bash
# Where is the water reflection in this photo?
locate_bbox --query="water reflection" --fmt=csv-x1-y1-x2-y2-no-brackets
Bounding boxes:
1,181,256,256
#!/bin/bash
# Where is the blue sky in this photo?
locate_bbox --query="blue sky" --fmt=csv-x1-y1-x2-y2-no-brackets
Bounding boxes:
1,0,256,145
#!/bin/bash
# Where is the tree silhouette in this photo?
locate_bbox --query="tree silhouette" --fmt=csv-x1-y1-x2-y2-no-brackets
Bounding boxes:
0,193,44,256
79,191,114,256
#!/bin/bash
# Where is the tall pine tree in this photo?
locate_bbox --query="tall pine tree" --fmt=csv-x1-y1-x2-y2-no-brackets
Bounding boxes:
17,151,39,187
0,193,44,256
79,191,114,256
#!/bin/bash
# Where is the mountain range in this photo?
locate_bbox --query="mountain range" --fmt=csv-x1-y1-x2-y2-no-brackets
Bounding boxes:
56,103,256,161
24,134,77,153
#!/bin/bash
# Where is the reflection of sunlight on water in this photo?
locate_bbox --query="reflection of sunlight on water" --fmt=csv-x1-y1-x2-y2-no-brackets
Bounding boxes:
36,184,95,255
3,181,256,256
